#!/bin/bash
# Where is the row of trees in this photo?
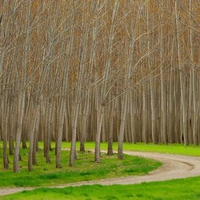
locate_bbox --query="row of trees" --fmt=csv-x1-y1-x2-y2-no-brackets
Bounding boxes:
0,0,200,172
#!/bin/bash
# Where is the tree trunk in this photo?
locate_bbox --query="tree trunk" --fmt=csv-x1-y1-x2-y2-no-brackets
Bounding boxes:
95,104,104,162
13,91,26,173
56,99,65,168
28,104,40,171
175,1,188,146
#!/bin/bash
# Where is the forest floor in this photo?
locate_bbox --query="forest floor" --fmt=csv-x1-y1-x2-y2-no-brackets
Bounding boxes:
1,151,200,196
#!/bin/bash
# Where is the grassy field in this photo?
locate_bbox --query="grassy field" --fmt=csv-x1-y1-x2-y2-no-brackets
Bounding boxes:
47,141,200,156
1,142,200,200
0,145,160,187
2,176,200,200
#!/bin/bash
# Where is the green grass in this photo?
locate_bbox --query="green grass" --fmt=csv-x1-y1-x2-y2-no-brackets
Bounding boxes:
40,141,200,157
0,147,161,187
2,176,200,200
1,142,200,199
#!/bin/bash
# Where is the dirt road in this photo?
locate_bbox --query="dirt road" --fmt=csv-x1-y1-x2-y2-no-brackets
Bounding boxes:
1,151,200,196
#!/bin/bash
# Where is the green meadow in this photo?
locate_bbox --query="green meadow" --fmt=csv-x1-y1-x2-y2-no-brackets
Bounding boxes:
1,142,200,200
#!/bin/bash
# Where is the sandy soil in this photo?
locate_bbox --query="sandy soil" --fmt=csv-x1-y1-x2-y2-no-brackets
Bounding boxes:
1,151,200,196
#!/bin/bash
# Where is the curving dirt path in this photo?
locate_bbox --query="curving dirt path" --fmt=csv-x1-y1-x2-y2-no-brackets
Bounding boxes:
1,151,200,196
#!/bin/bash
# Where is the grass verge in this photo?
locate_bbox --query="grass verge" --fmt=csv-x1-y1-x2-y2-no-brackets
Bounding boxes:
0,149,161,187
2,176,200,200
41,142,200,157
1,142,200,199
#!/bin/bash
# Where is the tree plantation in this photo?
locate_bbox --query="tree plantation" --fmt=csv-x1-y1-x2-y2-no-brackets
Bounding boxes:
0,0,200,173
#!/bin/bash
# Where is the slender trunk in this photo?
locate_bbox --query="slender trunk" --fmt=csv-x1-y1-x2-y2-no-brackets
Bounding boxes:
94,0,119,162
28,104,40,171
95,104,104,162
118,0,139,158
44,101,51,163
56,99,65,168
107,101,114,155
2,105,9,169
69,17,88,166
13,91,26,172
146,3,157,144
168,67,174,143
33,107,40,165
80,23,96,151
160,0,167,144
175,1,188,146
13,0,31,172
189,0,197,145
55,0,73,156
118,93,128,159
142,85,148,143
80,103,88,152
69,101,80,166
9,103,14,155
